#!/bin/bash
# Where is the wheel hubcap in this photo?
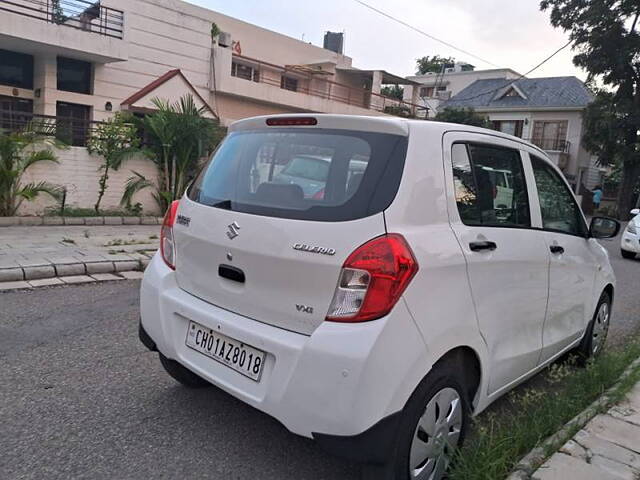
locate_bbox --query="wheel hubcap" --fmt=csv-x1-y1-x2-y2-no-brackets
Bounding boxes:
409,387,462,480
592,302,610,355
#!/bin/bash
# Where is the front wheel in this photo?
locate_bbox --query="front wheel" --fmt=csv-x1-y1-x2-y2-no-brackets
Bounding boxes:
621,249,636,259
575,292,611,363
391,364,470,480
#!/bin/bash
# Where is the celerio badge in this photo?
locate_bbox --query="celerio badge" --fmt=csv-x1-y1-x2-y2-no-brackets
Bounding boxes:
293,243,336,256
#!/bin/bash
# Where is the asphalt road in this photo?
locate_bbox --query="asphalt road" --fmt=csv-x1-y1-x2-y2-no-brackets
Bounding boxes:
1,234,638,480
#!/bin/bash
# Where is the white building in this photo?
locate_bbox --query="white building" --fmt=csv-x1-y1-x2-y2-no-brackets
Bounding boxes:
0,0,419,215
404,63,521,118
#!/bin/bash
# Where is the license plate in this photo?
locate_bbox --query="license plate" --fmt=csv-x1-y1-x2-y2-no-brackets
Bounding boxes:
185,320,266,381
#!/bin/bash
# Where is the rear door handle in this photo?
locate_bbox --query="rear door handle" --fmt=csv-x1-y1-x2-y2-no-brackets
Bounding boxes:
469,241,497,252
218,264,245,283
550,245,565,254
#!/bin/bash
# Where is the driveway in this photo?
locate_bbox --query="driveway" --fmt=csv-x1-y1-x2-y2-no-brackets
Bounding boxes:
0,234,638,480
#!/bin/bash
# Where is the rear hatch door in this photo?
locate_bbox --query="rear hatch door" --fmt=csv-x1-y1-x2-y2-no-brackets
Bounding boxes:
174,116,409,335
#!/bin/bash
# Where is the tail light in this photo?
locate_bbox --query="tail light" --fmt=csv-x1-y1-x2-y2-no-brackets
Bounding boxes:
326,234,418,322
160,200,180,270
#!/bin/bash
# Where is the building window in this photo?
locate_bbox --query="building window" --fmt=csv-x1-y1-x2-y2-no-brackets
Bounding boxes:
531,120,568,151
0,49,34,89
436,86,447,92
491,120,524,138
419,86,434,97
57,57,93,94
280,76,298,92
231,62,259,82
0,95,33,131
56,101,91,147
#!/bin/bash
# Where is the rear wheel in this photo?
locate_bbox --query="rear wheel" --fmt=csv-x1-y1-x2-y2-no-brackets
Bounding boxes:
621,249,636,259
391,363,470,480
575,292,611,363
159,353,210,388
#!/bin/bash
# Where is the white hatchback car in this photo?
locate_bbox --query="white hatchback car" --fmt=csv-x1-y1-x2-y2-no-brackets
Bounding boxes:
139,114,620,479
621,208,640,259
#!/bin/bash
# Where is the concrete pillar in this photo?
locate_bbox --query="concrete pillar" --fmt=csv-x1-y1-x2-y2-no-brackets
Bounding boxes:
33,55,57,117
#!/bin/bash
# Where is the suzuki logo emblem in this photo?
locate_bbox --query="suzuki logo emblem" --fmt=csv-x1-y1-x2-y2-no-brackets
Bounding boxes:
226,221,240,239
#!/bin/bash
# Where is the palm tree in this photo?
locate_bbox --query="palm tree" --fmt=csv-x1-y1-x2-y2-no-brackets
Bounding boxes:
121,94,223,212
0,125,65,216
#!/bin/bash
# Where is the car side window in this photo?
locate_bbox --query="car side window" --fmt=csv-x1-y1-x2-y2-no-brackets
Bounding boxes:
451,143,531,227
530,155,587,236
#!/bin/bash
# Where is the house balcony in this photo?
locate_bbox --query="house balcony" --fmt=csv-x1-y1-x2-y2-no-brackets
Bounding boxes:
527,137,571,170
1,109,100,147
214,50,423,119
0,0,128,63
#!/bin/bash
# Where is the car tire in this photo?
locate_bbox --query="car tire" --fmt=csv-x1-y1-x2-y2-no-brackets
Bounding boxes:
621,249,636,259
389,361,470,480
575,291,611,365
159,353,210,388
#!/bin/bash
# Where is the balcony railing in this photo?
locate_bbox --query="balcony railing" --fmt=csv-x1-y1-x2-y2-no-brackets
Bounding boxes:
231,54,425,118
527,137,571,153
0,110,101,147
0,0,124,39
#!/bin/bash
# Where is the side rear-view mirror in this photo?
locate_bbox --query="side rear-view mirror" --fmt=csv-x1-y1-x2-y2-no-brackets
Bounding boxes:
631,208,640,216
589,216,620,239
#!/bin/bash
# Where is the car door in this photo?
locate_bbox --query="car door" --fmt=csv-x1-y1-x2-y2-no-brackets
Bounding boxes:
527,153,599,361
444,133,549,395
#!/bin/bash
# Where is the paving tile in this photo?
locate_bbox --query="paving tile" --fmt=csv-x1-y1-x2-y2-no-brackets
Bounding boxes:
122,217,141,225
28,278,64,287
85,261,115,274
60,275,96,284
23,265,56,280
0,281,32,291
585,415,640,454
533,453,621,480
43,217,64,226
103,217,124,225
90,273,124,281
575,429,640,469
19,217,43,226
590,454,638,480
84,217,104,226
559,439,588,460
118,270,144,280
16,257,51,268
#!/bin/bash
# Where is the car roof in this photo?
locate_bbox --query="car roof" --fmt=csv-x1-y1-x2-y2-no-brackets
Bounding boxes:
229,113,548,158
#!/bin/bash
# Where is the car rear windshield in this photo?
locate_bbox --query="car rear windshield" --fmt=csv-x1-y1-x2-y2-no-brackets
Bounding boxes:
188,128,408,221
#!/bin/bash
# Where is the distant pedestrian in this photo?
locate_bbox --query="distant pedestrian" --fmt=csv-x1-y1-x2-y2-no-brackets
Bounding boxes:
592,185,603,211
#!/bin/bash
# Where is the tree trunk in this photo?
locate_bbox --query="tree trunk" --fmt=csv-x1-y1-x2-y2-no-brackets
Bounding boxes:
617,160,640,220
95,163,109,214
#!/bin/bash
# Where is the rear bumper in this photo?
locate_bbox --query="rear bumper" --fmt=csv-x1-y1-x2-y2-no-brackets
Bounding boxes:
621,229,640,253
140,253,429,458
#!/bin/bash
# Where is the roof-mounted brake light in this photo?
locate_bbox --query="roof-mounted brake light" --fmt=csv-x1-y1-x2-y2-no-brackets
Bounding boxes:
266,117,318,126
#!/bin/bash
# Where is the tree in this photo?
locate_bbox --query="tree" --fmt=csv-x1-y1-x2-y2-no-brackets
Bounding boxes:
0,125,64,216
540,0,640,218
416,55,455,75
87,112,140,214
381,84,404,100
435,107,490,128
121,94,223,212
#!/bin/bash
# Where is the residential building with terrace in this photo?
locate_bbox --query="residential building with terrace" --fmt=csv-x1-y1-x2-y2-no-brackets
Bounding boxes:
441,76,603,209
0,0,420,215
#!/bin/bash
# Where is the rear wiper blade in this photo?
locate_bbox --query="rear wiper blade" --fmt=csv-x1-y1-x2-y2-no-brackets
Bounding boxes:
211,199,232,209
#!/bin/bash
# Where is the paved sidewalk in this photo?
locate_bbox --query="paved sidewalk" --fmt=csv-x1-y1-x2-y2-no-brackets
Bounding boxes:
533,382,640,479
0,225,159,285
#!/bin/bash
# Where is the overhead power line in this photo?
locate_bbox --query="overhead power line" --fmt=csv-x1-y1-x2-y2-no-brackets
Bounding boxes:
450,40,573,103
352,0,500,68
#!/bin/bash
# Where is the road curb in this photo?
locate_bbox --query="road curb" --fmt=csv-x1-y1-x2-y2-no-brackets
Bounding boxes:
505,356,640,479
0,270,145,291
0,216,163,227
0,257,151,286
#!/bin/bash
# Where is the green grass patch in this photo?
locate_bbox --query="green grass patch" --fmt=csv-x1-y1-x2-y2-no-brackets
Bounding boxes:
449,340,640,480
44,207,142,217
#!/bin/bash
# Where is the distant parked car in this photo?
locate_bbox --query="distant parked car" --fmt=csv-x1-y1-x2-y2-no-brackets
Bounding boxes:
139,114,620,480
621,208,640,259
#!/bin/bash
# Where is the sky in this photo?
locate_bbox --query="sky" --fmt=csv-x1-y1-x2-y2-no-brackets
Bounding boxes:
186,0,585,80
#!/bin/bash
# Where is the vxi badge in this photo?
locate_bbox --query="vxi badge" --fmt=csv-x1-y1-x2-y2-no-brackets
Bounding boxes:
292,243,336,256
